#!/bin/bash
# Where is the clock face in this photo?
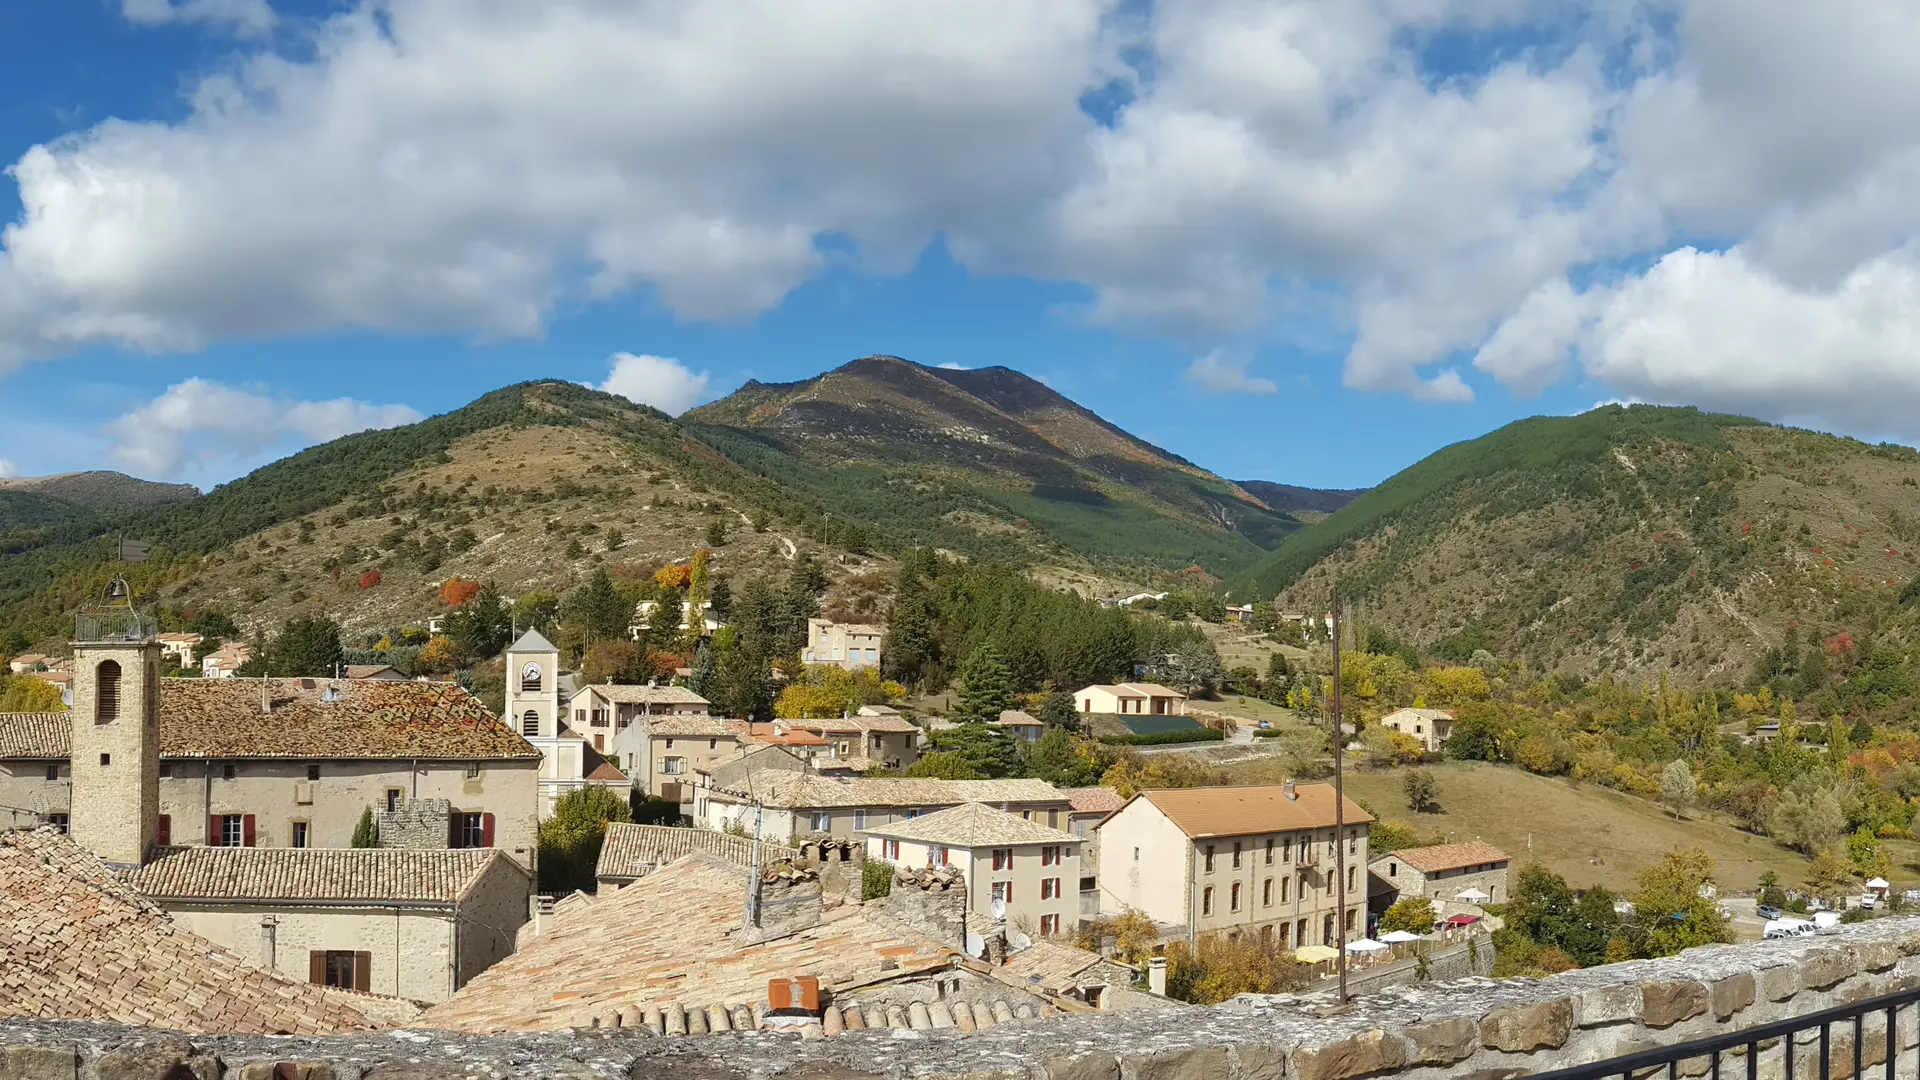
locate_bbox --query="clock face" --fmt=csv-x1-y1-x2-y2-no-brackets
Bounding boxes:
522,662,542,682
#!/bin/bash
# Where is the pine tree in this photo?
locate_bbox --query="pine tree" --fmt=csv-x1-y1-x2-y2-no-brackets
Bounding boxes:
954,646,1017,724
689,641,719,700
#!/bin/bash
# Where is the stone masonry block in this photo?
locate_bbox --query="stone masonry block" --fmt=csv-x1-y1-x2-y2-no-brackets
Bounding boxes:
1405,1017,1478,1066
1574,984,1641,1028
95,1039,219,1080
235,1065,337,1080
1859,939,1902,973
1040,1050,1117,1080
1709,972,1756,1020
1128,1046,1232,1080
1292,1029,1409,1080
1228,1045,1288,1080
1,1044,78,1080
1802,948,1859,990
1478,998,1574,1054
1895,929,1920,956
1639,980,1708,1029
1759,964,1801,1002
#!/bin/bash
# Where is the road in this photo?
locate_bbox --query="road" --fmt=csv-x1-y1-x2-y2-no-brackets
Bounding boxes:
1721,896,1766,943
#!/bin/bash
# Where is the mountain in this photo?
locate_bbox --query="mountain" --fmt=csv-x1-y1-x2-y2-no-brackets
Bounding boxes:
1240,404,1920,686
1233,480,1366,517
684,355,1302,572
0,471,198,530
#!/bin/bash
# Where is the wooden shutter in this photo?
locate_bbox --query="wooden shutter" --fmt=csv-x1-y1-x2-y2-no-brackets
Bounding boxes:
208,815,220,846
243,814,256,847
156,815,171,846
309,951,325,985
354,951,372,992
481,813,495,848
449,814,463,849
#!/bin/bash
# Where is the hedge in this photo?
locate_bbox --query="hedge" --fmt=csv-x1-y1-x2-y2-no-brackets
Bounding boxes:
1252,727,1287,739
1096,727,1227,747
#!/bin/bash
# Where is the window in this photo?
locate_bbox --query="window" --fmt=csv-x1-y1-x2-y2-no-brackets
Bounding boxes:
708,738,718,750
1345,908,1356,932
156,815,170,845
662,757,685,775
1281,877,1289,903
99,753,110,767
1348,867,1357,892
1133,847,1140,862
465,763,481,780
1040,914,1060,936
386,788,402,813
1230,882,1242,911
95,659,121,723
1080,876,1096,892
934,847,951,867
1202,886,1214,916
521,710,538,736
1041,878,1058,900
219,814,246,847
992,881,1012,904
453,812,487,848
222,763,235,780
1265,838,1274,865
1388,863,1397,878
1349,831,1358,854
664,738,675,749
1262,879,1273,906
519,662,542,693
1204,844,1215,872
1232,841,1242,869
315,950,370,992
44,764,57,781
307,764,321,781
883,839,901,860
853,810,867,830
291,821,310,848
810,812,830,832
158,762,170,778
992,848,1012,871
47,813,68,834
1041,845,1061,867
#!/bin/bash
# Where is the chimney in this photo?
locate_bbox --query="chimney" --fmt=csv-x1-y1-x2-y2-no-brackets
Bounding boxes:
740,863,823,944
879,865,968,949
1148,957,1168,996
1283,779,1297,801
260,674,271,715
259,916,278,970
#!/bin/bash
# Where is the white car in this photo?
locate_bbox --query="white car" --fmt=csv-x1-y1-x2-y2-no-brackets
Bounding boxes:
1764,919,1817,939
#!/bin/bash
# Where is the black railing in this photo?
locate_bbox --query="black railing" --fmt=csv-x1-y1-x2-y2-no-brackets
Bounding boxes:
1528,987,1920,1080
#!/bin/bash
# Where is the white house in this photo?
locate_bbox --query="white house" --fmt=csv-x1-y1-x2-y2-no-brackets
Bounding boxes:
864,802,1082,937
1073,682,1188,717
1377,708,1454,754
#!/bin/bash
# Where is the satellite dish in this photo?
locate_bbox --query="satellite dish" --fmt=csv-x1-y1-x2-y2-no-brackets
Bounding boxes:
1007,930,1032,951
964,932,986,958
989,897,1007,921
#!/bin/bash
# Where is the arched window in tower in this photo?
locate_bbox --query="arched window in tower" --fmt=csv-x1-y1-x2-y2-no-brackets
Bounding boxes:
522,710,540,736
520,662,543,693
96,660,122,723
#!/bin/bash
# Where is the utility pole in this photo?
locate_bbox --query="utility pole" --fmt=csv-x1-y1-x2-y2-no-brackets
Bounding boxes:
1331,583,1349,1005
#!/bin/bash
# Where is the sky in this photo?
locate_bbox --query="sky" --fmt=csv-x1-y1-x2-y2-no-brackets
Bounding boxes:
4,1,1920,493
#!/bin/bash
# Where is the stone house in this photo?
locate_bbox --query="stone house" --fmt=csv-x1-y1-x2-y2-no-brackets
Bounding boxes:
1095,782,1372,949
594,821,801,890
0,676,542,868
996,710,1046,743
1072,683,1188,717
693,774,1071,844
802,618,884,670
611,714,742,805
786,712,922,771
864,803,1083,937
130,845,531,1003
1367,841,1510,909
1377,707,1454,753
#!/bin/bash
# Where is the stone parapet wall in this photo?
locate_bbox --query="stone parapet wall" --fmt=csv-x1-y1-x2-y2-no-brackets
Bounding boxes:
11,917,1920,1078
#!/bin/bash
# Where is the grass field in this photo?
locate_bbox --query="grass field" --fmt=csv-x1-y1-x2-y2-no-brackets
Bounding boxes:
1215,758,1819,894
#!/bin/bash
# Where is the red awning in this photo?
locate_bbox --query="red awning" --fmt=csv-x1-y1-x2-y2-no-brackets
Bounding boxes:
1444,914,1482,927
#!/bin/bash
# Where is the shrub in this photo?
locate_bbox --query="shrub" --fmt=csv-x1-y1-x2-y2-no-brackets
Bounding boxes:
862,860,894,900
1096,728,1226,747
359,570,382,590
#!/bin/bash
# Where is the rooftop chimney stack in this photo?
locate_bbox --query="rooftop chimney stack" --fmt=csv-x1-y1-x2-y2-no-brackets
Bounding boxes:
1283,779,1297,801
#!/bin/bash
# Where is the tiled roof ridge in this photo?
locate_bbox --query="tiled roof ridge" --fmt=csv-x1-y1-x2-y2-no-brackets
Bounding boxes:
1380,839,1510,873
131,845,509,903
863,801,1080,846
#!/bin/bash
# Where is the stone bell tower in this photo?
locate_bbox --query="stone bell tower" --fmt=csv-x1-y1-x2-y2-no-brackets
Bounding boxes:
68,579,163,866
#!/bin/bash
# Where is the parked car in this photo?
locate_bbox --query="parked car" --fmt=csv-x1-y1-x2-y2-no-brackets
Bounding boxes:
1861,894,1878,909
1756,904,1783,920
1764,919,1816,940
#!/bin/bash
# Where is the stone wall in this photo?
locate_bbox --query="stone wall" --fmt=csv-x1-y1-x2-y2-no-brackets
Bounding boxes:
378,798,452,850
12,916,1920,1079
1308,933,1496,997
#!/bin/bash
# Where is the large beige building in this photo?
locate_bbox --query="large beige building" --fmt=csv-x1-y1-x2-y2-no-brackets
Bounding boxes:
612,714,742,804
694,773,1070,843
131,845,531,1003
865,802,1082,937
0,675,542,867
1377,708,1454,753
802,618,883,670
1073,682,1189,717
1095,782,1372,949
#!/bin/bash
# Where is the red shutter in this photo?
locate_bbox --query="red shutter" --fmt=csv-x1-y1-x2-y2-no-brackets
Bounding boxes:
354,951,372,993
156,815,171,846
242,814,256,847
481,813,495,848
309,951,325,985
208,815,220,846
449,814,462,848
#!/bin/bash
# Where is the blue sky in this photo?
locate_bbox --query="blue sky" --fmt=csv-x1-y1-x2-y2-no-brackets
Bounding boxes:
2,2,1916,493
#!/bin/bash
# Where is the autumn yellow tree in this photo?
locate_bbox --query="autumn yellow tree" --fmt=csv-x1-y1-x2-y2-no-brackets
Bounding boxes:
1423,666,1492,707
416,636,462,674
774,664,906,719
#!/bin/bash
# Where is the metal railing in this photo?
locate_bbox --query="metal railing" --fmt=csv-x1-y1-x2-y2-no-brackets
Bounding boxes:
1528,986,1920,1080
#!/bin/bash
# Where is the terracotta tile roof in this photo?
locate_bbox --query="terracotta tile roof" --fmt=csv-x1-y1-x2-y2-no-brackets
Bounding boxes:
1063,786,1128,815
994,940,1135,993
583,683,711,706
997,710,1044,727
814,755,878,773
737,722,829,747
1376,841,1509,874
596,823,799,883
342,664,401,679
0,712,69,758
865,802,1080,847
0,828,379,1034
119,678,539,760
646,715,735,738
707,773,1067,810
422,854,959,1032
796,714,919,734
1123,784,1373,839
130,847,519,904
584,759,629,782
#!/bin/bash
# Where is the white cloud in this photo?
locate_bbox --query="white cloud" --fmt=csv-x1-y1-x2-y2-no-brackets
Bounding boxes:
108,378,422,478
937,362,969,370
1472,276,1593,396
599,353,713,416
121,0,276,38
1184,350,1278,395
0,458,16,479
